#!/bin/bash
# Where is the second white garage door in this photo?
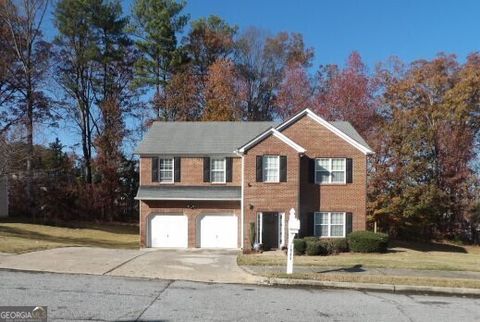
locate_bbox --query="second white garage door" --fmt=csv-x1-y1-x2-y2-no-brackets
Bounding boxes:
150,215,188,248
200,215,238,248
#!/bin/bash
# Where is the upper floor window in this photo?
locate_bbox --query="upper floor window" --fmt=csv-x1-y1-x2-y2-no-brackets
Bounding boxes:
210,158,226,183
152,157,180,183
159,158,174,183
263,155,280,182
315,158,346,184
314,212,345,237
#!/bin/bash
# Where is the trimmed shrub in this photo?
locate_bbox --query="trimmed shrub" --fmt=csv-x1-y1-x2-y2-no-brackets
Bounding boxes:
303,236,318,242
305,239,328,256
305,239,320,256
318,238,349,255
293,239,306,255
347,231,389,253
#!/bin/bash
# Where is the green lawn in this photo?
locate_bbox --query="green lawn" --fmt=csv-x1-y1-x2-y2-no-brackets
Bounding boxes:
238,241,480,272
0,218,139,254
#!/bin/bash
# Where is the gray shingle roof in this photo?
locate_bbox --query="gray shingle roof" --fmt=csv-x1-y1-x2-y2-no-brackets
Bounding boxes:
330,121,372,151
135,119,371,155
135,122,275,155
136,185,241,201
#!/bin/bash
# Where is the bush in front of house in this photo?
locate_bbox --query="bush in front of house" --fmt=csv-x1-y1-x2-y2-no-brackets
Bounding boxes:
305,239,321,256
293,238,306,255
318,238,349,255
294,237,349,256
305,238,329,256
347,231,389,253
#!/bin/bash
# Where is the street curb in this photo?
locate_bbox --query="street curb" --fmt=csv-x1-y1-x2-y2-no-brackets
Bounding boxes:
265,277,480,297
0,267,263,286
2,266,479,297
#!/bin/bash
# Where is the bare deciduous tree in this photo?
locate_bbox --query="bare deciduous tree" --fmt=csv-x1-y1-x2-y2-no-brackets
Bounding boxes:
0,0,51,220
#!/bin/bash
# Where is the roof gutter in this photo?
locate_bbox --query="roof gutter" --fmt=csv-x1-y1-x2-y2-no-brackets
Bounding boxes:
135,196,241,201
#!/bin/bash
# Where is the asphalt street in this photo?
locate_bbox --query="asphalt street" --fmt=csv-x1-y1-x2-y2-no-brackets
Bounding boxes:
0,270,479,321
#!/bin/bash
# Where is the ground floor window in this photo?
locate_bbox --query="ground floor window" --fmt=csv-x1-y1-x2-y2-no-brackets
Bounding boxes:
314,212,346,237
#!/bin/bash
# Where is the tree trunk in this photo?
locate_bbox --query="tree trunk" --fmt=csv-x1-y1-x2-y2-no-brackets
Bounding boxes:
26,87,35,221
81,109,92,184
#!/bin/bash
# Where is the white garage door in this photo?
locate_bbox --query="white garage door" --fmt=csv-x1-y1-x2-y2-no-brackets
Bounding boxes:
149,215,188,248
200,215,238,248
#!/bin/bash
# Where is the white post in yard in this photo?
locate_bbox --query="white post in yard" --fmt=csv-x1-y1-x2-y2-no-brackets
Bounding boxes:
286,208,300,274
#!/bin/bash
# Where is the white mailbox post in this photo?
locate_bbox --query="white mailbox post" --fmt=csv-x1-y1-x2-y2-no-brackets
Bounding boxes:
286,208,300,274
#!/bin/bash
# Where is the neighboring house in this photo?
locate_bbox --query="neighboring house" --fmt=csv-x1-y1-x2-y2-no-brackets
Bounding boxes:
0,176,8,217
135,109,373,249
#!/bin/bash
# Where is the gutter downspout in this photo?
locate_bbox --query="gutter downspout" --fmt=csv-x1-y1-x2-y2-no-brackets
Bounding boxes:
236,150,245,249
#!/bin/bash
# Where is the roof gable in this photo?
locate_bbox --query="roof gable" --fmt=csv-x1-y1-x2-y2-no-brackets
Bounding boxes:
237,128,306,154
276,109,374,155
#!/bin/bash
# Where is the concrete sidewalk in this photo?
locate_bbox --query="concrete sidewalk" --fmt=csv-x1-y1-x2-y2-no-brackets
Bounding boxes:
0,247,260,284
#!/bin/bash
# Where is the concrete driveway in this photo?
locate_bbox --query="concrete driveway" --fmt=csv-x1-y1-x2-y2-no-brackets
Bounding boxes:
0,247,259,284
109,248,258,283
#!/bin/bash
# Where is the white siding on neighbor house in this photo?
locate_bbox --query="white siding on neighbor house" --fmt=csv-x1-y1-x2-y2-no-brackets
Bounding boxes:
0,176,8,217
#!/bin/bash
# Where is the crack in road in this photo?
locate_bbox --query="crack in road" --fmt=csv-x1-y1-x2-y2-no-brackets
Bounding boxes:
135,280,174,322
362,291,415,322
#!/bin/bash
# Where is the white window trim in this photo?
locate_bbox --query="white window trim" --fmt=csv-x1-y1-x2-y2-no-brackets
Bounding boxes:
256,212,263,244
263,155,280,183
158,157,174,184
210,157,226,184
237,128,306,154
314,158,346,184
279,212,285,248
314,212,346,238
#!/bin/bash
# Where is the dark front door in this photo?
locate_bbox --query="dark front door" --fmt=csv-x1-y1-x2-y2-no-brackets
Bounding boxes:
262,213,279,250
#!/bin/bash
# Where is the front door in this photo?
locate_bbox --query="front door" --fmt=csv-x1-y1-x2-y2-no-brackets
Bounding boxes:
262,213,279,250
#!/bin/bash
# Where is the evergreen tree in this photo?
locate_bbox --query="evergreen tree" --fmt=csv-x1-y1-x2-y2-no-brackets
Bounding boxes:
131,0,189,119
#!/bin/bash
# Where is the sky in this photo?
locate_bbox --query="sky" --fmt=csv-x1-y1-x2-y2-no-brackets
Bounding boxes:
181,0,480,67
39,0,480,153
41,0,480,68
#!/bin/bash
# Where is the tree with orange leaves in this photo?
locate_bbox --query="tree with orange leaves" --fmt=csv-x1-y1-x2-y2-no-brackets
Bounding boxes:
203,59,243,121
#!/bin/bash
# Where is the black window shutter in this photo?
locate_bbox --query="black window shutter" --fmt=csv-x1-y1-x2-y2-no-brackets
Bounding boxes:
226,157,233,182
174,157,181,182
346,158,353,183
203,157,210,182
346,212,353,236
256,156,263,182
152,157,159,182
304,212,314,237
308,158,315,183
280,156,287,182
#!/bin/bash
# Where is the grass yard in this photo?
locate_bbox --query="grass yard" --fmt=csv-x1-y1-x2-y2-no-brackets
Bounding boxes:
0,218,139,254
238,241,480,272
267,272,480,289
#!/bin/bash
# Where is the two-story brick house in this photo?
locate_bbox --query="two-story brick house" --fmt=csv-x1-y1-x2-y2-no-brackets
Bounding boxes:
135,108,373,249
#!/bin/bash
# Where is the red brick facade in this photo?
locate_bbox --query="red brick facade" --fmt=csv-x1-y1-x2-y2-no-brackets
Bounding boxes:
140,156,241,186
140,200,240,248
242,135,300,249
281,114,367,235
138,112,369,249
